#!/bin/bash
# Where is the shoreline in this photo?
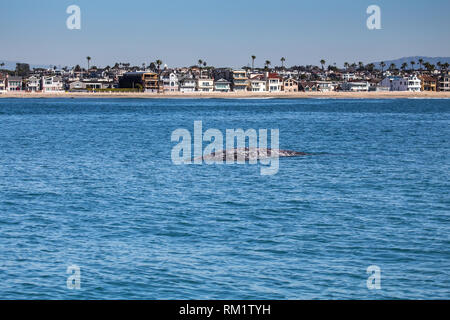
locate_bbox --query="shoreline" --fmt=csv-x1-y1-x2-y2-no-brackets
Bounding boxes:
1,91,450,99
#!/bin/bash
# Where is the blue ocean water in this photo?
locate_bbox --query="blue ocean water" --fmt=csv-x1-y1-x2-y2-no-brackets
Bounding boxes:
0,98,448,300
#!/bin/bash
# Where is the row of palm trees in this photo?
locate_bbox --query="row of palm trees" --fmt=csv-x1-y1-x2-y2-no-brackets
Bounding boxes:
250,56,286,70
82,55,449,75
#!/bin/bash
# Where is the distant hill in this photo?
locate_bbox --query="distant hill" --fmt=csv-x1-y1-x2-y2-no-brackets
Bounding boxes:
0,60,57,71
371,56,450,69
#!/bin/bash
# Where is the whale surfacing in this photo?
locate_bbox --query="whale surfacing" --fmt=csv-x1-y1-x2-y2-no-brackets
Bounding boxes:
197,148,309,161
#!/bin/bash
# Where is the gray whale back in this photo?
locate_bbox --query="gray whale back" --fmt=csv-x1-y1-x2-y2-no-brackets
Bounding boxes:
198,148,309,161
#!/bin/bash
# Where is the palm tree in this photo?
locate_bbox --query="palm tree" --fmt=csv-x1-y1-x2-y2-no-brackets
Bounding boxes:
410,61,416,71
156,60,163,73
281,57,286,69
264,60,271,71
418,58,424,71
320,59,326,71
197,59,203,77
344,62,349,72
401,63,408,72
86,56,91,71
251,55,256,70
358,61,364,71
380,61,386,74
203,61,207,77
437,61,442,72
443,63,450,72
389,63,396,71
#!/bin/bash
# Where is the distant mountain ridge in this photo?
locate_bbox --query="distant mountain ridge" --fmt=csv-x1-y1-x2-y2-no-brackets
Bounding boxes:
371,56,450,69
0,61,58,71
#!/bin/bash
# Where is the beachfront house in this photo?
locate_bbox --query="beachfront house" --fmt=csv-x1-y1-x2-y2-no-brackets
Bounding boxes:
69,79,113,91
69,80,85,91
214,79,231,92
119,72,159,92
419,75,437,92
299,81,318,92
179,76,197,93
266,73,282,92
197,78,214,92
41,76,64,92
161,73,179,92
232,70,249,92
438,74,450,91
340,81,370,92
283,78,299,92
315,81,335,92
381,75,421,92
0,74,7,92
7,76,23,91
249,76,267,92
26,76,41,92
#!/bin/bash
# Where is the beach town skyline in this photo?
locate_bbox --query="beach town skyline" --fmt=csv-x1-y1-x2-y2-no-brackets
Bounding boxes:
1,0,450,68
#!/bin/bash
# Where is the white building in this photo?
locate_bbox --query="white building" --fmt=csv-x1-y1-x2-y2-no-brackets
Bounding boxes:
179,77,197,93
316,81,335,92
342,73,357,81
341,81,370,92
42,76,64,92
439,75,450,92
266,73,282,92
7,76,22,91
197,78,214,92
249,77,267,92
0,75,6,92
26,76,41,92
161,73,179,92
214,79,231,92
380,75,421,92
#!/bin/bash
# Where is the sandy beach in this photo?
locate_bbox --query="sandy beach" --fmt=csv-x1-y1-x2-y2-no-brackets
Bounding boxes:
1,91,449,99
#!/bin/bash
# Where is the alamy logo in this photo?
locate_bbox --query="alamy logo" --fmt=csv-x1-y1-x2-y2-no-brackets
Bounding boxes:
366,265,381,290
66,5,81,30
66,265,81,290
366,5,381,30
171,121,280,175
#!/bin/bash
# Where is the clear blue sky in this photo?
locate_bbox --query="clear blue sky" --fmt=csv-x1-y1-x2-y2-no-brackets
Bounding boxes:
1,0,449,68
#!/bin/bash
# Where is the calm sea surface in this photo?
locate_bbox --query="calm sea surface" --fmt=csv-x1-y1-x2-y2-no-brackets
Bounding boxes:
0,98,449,299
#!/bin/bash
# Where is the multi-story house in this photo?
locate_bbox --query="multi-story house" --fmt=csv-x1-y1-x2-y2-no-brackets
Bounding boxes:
41,76,64,92
0,74,6,92
26,76,41,92
7,76,23,91
197,78,214,92
315,81,335,92
340,81,370,92
179,76,197,93
119,72,159,92
283,78,299,92
266,73,282,92
161,73,179,92
380,75,421,92
249,76,266,92
438,74,450,92
299,81,318,92
342,73,357,81
214,79,231,92
419,75,437,92
231,70,249,92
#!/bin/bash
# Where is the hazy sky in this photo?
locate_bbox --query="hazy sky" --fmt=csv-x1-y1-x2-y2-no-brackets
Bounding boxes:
1,0,449,68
